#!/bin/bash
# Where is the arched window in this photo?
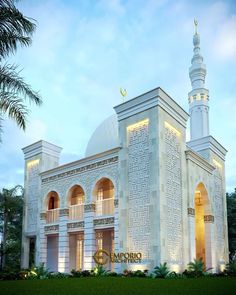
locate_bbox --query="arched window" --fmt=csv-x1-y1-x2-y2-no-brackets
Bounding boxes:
93,178,114,216
47,191,60,210
46,191,60,223
68,185,85,206
68,185,85,220
194,183,212,269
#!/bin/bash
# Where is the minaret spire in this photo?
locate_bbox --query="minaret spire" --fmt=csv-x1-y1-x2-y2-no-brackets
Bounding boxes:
188,19,209,141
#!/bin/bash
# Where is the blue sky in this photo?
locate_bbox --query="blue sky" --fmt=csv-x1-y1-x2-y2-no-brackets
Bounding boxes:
0,0,236,192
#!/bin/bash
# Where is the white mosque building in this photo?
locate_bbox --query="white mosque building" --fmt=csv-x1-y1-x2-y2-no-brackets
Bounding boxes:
21,25,229,273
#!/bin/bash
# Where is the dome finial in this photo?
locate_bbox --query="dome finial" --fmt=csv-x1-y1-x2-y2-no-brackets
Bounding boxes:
120,87,127,103
194,18,198,35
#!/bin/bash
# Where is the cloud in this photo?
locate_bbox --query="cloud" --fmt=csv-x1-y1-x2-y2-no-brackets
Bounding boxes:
1,0,236,192
214,15,236,61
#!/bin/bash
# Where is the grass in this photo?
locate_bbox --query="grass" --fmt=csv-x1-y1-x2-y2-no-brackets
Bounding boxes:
0,277,236,295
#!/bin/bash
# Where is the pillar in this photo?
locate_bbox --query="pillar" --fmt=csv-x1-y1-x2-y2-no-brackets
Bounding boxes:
204,215,216,271
114,198,120,273
21,236,30,269
58,209,69,273
188,208,196,262
39,212,47,266
83,203,96,270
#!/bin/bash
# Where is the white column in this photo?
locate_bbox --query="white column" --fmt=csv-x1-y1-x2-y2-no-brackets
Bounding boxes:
39,212,47,266
188,208,196,263
204,215,216,272
58,209,69,273
21,235,30,269
83,203,96,270
114,198,120,273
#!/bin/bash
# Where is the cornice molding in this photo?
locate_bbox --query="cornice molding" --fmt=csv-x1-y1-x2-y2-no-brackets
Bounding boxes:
185,149,215,174
187,135,227,161
114,87,189,128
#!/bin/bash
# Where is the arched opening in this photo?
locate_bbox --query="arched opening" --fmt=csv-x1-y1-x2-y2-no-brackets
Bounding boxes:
93,178,114,216
194,183,211,268
68,185,85,220
46,191,60,223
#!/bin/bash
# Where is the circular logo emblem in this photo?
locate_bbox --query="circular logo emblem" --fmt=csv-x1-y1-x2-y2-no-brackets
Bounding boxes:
93,249,109,265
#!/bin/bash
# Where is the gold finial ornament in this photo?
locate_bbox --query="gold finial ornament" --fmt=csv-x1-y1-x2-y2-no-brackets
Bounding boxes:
120,87,127,102
194,18,198,34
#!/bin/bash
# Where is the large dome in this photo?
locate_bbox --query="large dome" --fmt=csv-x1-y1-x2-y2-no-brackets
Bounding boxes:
85,114,119,157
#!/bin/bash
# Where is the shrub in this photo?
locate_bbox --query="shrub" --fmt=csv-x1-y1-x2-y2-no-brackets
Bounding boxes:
184,258,211,278
49,272,71,279
105,271,118,277
71,269,92,277
93,265,107,277
167,271,186,279
27,263,51,279
226,259,236,276
0,270,21,280
153,263,170,278
122,269,148,278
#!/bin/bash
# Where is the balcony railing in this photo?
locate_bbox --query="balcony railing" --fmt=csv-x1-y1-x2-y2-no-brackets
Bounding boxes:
46,208,59,224
69,204,84,220
95,198,114,216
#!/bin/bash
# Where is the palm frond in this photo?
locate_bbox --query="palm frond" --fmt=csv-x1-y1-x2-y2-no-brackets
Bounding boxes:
0,64,42,105
0,31,31,56
0,90,28,130
0,0,36,57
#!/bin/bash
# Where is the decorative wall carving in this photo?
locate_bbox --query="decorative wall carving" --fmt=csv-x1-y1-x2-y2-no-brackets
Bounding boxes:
41,158,118,206
114,199,119,208
45,225,59,232
59,208,69,216
84,203,95,212
165,124,182,264
40,212,46,220
26,161,39,232
204,215,214,223
42,156,118,184
67,221,84,229
188,208,195,216
213,164,225,259
127,120,151,259
94,217,114,226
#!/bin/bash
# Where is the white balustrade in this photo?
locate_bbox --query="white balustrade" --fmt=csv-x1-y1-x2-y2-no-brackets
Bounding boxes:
95,198,114,216
69,204,84,220
46,208,59,224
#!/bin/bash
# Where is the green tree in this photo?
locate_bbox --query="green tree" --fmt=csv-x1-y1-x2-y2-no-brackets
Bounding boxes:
227,189,236,259
0,0,42,139
0,185,24,270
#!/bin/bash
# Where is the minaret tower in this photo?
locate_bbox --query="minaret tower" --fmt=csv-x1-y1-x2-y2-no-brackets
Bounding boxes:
188,19,209,140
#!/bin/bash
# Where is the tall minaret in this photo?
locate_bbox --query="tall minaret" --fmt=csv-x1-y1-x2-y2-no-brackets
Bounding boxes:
188,19,209,141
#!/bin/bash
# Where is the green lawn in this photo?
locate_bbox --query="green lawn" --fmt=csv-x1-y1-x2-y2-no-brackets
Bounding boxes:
1,277,236,295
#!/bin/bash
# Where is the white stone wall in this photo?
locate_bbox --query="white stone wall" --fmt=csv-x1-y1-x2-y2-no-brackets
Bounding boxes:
127,119,151,259
41,161,118,209
164,124,183,266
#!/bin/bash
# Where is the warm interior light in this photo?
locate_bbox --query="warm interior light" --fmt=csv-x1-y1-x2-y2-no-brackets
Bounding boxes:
27,159,39,168
195,190,206,266
127,119,149,131
164,121,181,136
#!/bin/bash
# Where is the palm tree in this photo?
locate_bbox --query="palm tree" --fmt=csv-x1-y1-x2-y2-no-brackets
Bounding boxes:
0,185,24,270
153,262,170,278
0,0,42,139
